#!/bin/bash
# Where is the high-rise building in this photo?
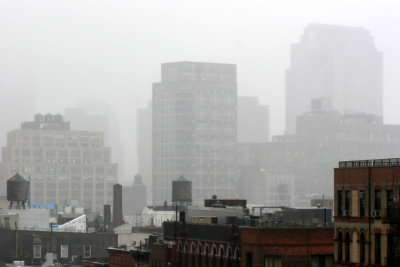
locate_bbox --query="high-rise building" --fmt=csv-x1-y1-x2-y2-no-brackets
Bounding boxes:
137,102,152,203
0,114,118,212
237,96,270,143
152,62,237,204
286,23,383,134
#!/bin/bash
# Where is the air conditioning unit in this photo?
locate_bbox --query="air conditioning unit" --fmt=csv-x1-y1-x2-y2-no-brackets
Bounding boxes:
359,191,365,198
372,210,381,217
344,210,351,216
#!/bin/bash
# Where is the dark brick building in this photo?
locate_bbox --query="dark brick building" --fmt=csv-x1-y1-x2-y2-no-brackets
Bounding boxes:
108,247,149,267
163,221,333,267
334,158,400,266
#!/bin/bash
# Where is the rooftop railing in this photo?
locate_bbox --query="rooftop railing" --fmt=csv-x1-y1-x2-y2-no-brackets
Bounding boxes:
338,158,400,168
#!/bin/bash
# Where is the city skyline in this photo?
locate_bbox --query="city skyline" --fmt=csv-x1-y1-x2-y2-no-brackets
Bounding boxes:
1,1,399,184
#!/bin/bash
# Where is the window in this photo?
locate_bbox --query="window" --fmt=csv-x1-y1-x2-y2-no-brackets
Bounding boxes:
375,190,381,211
359,190,366,217
3,217,10,229
84,245,91,258
344,191,351,211
264,256,282,267
337,232,343,261
60,244,68,258
33,245,41,259
337,191,343,216
360,233,365,263
387,190,394,217
246,252,253,267
345,232,350,262
375,234,381,264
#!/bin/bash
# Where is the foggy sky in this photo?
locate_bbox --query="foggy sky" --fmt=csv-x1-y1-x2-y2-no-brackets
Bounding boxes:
0,0,399,184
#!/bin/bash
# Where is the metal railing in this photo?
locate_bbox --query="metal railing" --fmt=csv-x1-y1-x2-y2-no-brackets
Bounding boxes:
338,158,400,168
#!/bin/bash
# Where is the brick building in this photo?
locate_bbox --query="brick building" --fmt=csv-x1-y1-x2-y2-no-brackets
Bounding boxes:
334,158,400,266
163,221,333,267
108,247,149,267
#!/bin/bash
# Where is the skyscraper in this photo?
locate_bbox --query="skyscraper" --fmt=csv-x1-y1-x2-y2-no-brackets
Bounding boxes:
152,62,237,204
286,23,383,134
0,114,118,212
237,96,270,143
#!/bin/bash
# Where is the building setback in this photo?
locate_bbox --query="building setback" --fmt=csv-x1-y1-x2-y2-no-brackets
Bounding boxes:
0,114,118,212
286,23,382,134
152,62,237,204
334,158,400,266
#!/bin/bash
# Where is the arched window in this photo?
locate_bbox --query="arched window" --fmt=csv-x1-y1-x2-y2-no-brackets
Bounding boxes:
211,246,217,267
227,248,233,267
184,244,189,267
198,245,203,267
345,232,351,262
178,243,183,267
360,232,366,263
205,246,210,267
338,232,343,261
219,247,225,267
190,243,196,267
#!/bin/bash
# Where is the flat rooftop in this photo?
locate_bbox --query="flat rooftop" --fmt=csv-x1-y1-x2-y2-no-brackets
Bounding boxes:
338,158,400,169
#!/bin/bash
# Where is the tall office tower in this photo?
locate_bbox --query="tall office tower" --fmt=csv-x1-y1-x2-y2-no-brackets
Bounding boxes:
137,102,152,203
0,114,118,212
152,62,237,204
286,23,383,134
237,96,270,143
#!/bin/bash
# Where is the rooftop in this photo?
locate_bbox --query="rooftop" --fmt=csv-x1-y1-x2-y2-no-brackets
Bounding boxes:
338,158,400,169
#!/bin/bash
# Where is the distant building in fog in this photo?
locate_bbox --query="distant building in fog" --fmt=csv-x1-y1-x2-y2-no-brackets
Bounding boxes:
238,110,400,206
136,102,152,204
122,174,147,215
237,96,270,142
0,114,118,212
286,23,383,134
152,62,237,204
64,102,125,181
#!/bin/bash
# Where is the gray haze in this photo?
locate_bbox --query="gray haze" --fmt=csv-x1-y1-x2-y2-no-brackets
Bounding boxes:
1,0,400,184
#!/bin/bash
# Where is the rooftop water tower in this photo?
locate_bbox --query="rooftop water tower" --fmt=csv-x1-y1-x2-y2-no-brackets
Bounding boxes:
172,175,192,206
7,173,30,209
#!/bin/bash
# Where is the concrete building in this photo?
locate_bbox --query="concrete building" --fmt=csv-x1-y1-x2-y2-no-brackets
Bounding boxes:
286,23,383,134
152,62,237,204
237,96,270,143
137,102,152,203
0,114,118,212
334,158,400,266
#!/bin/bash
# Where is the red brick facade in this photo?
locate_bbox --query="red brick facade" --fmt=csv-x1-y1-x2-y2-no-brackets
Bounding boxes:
163,222,333,267
241,228,334,267
108,248,149,267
